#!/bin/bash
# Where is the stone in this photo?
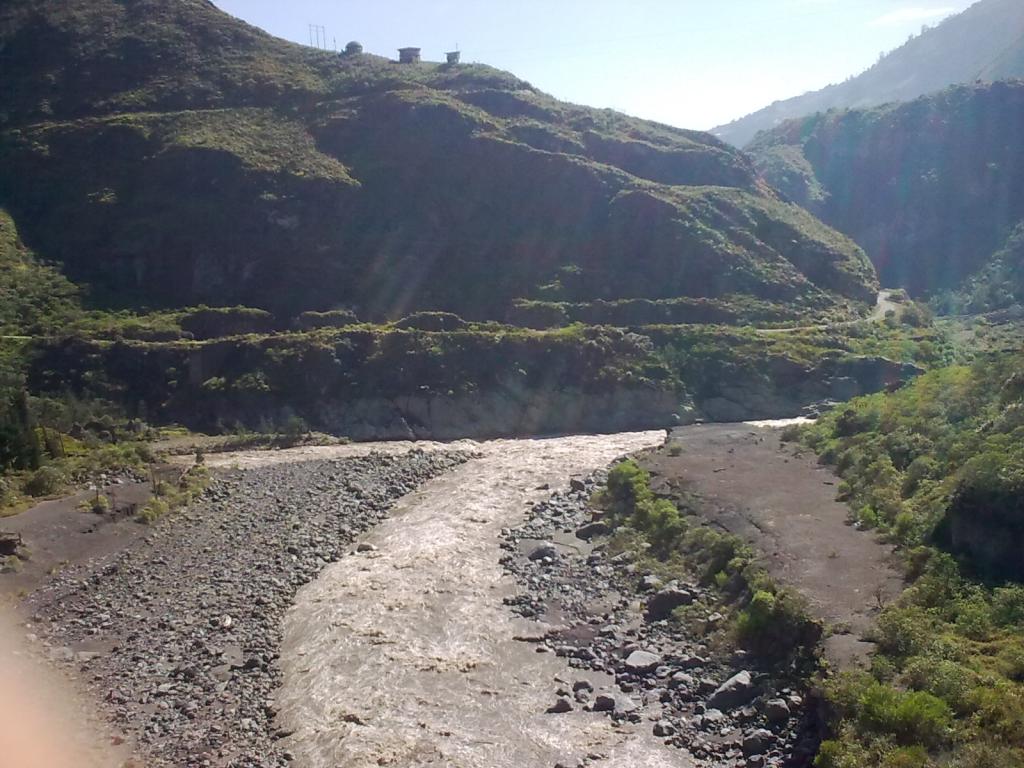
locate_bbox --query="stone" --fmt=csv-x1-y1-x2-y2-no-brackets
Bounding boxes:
592,694,616,712
639,574,663,592
613,694,638,715
708,671,757,711
764,697,791,724
644,586,695,621
356,543,377,553
546,697,574,714
575,522,612,541
653,720,675,737
569,479,587,492
624,650,662,673
527,543,559,561
742,728,775,757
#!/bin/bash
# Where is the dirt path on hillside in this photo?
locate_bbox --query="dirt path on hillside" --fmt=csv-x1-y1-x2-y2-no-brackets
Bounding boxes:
273,432,691,768
642,424,904,669
758,289,902,335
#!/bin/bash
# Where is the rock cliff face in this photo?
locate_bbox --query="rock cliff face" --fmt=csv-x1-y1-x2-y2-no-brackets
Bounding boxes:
0,0,877,322
748,82,1024,305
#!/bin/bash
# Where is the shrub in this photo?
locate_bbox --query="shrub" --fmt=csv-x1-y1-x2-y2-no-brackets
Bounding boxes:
22,464,68,497
858,683,953,748
137,497,169,524
902,657,979,715
875,607,934,659
992,586,1024,627
735,588,820,662
953,597,994,641
603,460,653,519
883,746,932,768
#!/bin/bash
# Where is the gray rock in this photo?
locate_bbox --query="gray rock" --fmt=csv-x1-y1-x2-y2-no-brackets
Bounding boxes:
639,574,664,592
527,543,559,561
708,670,757,711
624,650,662,673
644,585,695,621
764,697,791,724
575,522,612,541
613,694,638,715
546,697,574,714
742,728,775,756
653,720,676,737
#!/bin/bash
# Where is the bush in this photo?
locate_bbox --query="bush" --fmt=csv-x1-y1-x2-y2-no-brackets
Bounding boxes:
875,607,934,659
858,683,953,748
137,497,169,524
22,464,68,497
735,588,820,662
902,657,979,715
993,586,1024,627
883,746,933,768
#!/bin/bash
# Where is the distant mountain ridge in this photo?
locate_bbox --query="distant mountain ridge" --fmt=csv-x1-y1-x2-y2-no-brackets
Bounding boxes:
0,0,877,325
713,0,1024,148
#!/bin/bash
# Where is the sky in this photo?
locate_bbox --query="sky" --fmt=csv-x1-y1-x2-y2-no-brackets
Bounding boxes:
212,0,977,131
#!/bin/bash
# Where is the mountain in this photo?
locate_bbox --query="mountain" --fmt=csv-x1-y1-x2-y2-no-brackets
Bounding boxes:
747,81,1024,307
0,0,877,326
713,0,1024,148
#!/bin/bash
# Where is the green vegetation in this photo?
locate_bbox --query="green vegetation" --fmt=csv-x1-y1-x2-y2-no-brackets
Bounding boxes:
137,464,209,525
793,352,1024,766
595,459,820,664
798,356,1023,556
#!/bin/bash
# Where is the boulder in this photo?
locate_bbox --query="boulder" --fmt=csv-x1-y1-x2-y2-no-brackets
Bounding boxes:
527,542,558,561
653,720,675,737
764,697,791,724
644,585,695,621
546,697,573,714
575,522,612,541
624,650,662,673
742,728,775,757
708,670,757,711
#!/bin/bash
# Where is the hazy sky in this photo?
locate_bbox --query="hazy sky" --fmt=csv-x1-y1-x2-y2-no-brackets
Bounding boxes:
212,0,976,130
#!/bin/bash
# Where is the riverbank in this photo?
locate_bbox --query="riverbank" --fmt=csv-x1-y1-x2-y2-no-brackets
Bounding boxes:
16,449,466,767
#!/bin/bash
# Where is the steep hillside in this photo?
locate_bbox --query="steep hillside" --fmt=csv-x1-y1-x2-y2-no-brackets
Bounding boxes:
748,82,1024,305
0,0,876,323
714,0,1024,147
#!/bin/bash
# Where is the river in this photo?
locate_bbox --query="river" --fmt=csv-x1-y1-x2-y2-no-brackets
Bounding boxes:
272,432,695,768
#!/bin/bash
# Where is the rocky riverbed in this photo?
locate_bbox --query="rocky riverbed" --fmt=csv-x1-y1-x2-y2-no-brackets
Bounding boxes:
18,449,467,768
501,474,820,768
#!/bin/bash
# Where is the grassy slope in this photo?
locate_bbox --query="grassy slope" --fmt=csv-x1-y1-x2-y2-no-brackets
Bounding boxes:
0,0,876,323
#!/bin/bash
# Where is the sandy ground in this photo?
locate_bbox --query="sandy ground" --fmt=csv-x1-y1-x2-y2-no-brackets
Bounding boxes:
0,481,155,596
274,432,693,768
643,424,904,668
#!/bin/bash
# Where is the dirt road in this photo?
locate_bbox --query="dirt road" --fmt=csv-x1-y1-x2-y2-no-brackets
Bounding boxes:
643,424,903,668
273,432,690,768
